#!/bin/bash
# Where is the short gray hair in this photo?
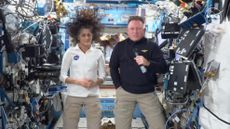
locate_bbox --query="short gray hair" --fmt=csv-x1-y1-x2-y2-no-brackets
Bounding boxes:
128,16,144,24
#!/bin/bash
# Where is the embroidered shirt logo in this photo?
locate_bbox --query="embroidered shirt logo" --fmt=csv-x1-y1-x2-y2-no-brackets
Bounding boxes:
74,55,79,60
141,50,148,53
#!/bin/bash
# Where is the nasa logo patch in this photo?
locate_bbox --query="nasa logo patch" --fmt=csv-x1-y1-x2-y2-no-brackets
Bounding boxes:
73,55,79,60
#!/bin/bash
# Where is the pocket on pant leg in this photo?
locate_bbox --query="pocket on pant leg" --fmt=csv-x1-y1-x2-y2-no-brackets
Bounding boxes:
86,97,101,117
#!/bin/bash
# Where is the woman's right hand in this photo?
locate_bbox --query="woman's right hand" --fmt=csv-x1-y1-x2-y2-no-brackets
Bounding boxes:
77,79,96,89
65,78,96,89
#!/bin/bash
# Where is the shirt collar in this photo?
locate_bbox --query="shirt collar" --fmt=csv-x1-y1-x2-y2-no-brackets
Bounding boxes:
75,44,94,52
127,37,147,45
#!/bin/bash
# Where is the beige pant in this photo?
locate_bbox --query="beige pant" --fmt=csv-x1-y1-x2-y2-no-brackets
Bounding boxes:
63,95,101,129
115,87,165,129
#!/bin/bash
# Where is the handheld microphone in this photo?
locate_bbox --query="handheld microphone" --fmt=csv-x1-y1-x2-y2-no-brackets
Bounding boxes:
134,50,147,74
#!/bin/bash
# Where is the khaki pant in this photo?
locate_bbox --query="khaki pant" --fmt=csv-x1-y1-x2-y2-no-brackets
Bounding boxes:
63,95,101,129
115,87,165,129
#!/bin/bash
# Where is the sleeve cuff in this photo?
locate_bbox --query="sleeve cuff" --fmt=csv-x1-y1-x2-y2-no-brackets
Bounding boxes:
115,85,120,89
59,75,68,83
